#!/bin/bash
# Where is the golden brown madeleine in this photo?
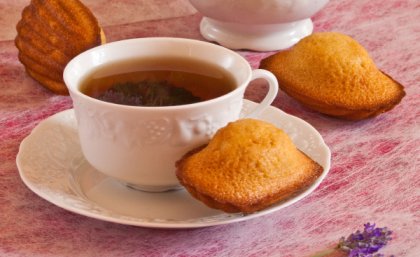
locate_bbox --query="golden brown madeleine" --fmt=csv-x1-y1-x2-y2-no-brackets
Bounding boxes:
260,32,405,120
176,119,323,214
15,0,105,95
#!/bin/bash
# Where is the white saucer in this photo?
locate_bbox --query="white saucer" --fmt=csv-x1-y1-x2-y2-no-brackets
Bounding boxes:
16,100,331,228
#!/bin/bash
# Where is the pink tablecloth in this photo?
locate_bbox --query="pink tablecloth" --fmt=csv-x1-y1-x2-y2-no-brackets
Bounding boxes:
1,0,419,256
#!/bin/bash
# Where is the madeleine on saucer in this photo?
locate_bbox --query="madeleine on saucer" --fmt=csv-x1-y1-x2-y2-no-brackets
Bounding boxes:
176,118,323,214
260,32,405,120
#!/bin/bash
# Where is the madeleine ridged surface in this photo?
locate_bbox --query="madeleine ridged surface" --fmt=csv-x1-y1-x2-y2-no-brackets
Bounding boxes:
176,119,323,214
15,0,104,94
260,32,405,120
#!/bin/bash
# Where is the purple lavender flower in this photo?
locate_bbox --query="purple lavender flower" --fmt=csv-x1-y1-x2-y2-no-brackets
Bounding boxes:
338,223,393,257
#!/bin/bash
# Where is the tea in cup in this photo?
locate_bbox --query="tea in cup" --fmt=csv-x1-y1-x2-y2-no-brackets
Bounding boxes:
64,37,278,192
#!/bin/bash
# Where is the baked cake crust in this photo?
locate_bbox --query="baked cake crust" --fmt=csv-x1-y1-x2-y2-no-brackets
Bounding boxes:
15,0,105,95
260,32,405,120
176,119,323,214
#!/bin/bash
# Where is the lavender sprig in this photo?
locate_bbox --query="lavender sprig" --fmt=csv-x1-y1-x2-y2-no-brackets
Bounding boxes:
311,223,393,257
337,223,393,257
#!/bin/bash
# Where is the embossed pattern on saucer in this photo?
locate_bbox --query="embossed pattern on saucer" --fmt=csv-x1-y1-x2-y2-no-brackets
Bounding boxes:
16,100,331,228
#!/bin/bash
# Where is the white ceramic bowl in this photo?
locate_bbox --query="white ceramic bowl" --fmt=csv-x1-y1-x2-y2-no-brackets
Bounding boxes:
189,0,329,51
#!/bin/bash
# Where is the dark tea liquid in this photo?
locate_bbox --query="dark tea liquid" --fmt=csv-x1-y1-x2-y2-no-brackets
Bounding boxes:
80,56,237,106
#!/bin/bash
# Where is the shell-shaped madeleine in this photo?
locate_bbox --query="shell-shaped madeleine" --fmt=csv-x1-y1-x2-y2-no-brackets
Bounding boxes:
15,0,105,95
260,32,405,120
176,119,323,214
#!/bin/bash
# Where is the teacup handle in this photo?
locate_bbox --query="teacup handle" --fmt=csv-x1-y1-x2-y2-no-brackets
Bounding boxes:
244,69,279,118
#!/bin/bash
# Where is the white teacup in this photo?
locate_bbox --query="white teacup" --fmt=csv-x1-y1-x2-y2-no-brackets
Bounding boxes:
64,37,278,192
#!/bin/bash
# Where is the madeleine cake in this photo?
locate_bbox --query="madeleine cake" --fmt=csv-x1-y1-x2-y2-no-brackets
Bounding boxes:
259,32,405,120
176,118,323,214
15,0,105,95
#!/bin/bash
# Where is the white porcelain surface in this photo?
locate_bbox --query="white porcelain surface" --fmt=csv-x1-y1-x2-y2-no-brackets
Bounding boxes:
189,0,329,51
16,100,331,228
200,17,313,51
64,38,278,192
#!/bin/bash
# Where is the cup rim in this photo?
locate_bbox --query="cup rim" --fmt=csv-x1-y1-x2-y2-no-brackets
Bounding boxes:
63,37,252,110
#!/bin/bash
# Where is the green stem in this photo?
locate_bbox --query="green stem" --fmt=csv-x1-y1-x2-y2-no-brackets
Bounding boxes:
310,248,338,257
